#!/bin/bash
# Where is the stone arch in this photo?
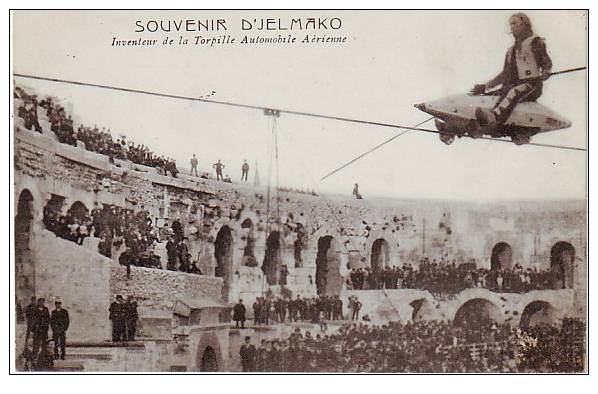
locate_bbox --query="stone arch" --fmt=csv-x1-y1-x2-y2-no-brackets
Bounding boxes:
241,219,257,267
238,210,260,227
550,242,575,289
262,231,281,285
66,201,89,222
241,218,254,229
453,298,503,326
195,332,223,372
293,223,306,268
491,242,513,271
519,301,559,328
200,346,218,372
309,225,343,251
42,194,66,232
15,189,35,303
315,236,343,296
370,238,390,274
15,175,44,224
214,225,233,301
16,189,34,230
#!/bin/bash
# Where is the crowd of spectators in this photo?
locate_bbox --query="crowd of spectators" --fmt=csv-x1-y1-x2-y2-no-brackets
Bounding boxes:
15,85,179,177
247,319,514,372
42,202,166,269
516,318,585,372
15,87,42,133
165,228,202,275
43,206,92,246
252,295,344,325
42,202,208,275
348,258,564,295
243,317,584,372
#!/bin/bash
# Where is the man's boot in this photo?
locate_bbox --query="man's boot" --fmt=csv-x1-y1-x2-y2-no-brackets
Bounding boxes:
475,107,497,127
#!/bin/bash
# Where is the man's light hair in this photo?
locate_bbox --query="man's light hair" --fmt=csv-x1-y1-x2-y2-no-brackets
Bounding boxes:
511,12,533,33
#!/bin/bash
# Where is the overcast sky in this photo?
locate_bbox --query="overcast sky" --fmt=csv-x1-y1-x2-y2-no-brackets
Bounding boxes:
12,10,587,201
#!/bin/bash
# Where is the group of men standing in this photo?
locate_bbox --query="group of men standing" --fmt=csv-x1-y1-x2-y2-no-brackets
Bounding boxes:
24,296,70,362
349,266,405,290
108,295,139,342
189,155,250,182
252,295,344,325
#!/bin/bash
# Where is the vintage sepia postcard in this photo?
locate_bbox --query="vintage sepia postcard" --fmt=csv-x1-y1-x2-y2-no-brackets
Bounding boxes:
10,9,588,373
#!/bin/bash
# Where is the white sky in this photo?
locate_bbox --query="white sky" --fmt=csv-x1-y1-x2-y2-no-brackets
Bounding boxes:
11,10,587,201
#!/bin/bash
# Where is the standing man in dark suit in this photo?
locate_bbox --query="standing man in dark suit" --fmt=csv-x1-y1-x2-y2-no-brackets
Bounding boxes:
24,295,37,347
109,295,126,342
50,298,69,360
125,296,138,341
233,299,246,329
32,298,50,359
212,160,225,181
241,160,249,181
239,336,257,372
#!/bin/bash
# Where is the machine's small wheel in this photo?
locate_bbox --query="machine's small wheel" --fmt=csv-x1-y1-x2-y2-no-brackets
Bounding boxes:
439,133,455,145
435,119,446,132
511,134,531,145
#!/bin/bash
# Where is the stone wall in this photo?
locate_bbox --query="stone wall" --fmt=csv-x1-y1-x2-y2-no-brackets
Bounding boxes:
32,230,112,342
14,125,587,320
345,287,576,326
110,265,224,312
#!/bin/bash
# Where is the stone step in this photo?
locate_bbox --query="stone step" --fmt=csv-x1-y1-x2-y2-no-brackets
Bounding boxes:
54,359,85,372
65,352,112,361
67,341,145,348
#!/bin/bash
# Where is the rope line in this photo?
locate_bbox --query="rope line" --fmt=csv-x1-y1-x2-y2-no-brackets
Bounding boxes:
278,125,403,320
13,73,586,153
320,116,435,181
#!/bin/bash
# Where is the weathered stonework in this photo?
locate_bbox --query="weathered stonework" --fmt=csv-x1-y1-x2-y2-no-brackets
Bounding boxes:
14,123,587,370
110,265,224,312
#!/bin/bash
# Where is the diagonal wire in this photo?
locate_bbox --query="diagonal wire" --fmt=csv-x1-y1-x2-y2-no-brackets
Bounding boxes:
277,123,403,320
320,116,435,181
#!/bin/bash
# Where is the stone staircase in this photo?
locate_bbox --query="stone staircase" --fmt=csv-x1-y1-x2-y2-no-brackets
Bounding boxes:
54,341,149,372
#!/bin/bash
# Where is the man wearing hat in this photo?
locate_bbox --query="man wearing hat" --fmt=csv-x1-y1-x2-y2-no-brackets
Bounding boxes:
239,336,257,372
109,295,126,342
32,297,50,359
241,160,249,181
50,298,70,360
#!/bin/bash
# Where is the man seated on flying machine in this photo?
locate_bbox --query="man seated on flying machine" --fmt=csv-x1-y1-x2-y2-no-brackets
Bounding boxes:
471,13,552,127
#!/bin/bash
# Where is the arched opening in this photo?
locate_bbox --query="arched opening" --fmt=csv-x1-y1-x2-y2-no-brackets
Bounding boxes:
16,189,34,233
42,194,65,232
293,223,306,268
454,298,503,327
370,238,390,275
214,226,233,300
15,189,35,304
199,346,219,372
66,201,89,223
491,242,513,271
262,231,281,285
550,242,575,289
520,301,558,328
315,236,343,296
241,220,257,267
